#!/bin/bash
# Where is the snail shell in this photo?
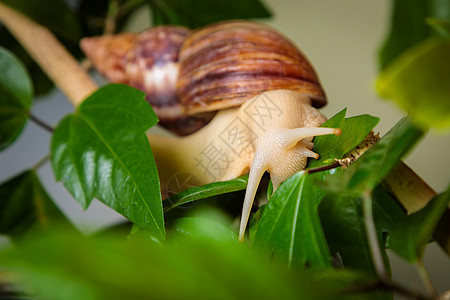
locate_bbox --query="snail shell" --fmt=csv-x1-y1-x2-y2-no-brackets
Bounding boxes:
177,21,326,115
81,20,326,135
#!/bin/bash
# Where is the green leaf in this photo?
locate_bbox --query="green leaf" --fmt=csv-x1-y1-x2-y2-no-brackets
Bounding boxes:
307,269,382,300
318,189,394,300
323,117,424,196
164,175,248,211
254,171,331,269
0,46,32,151
51,84,164,240
0,229,339,300
377,38,450,129
427,18,450,37
149,0,272,28
1,0,82,43
389,185,450,262
378,0,450,70
267,179,273,200
310,109,379,168
319,195,390,279
371,186,407,244
0,170,70,238
173,217,238,243
308,191,394,300
434,208,450,256
248,204,265,243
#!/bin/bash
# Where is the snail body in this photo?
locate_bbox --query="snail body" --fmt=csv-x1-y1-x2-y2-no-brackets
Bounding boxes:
81,21,340,240
149,90,339,240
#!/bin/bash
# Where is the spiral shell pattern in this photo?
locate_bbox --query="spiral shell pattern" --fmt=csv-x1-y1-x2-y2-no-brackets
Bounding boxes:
177,21,326,115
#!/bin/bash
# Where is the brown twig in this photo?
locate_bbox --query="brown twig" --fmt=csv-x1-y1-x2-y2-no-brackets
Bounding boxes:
382,162,437,214
417,260,438,298
32,155,50,171
307,161,341,174
28,112,54,133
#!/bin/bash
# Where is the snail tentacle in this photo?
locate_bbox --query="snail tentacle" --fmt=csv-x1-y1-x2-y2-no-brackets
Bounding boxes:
238,149,268,241
238,121,341,241
279,127,342,149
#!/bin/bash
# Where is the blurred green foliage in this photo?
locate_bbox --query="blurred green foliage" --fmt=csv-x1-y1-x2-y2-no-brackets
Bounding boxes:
0,47,32,150
377,0,450,130
0,0,449,299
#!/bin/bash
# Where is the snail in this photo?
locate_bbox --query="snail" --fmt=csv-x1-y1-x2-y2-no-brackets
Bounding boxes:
81,20,341,241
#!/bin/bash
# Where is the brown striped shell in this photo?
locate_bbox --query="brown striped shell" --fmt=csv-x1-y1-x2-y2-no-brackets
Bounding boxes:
177,21,326,115
81,21,326,135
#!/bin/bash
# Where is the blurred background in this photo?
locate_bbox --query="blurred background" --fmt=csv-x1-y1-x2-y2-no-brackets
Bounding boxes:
0,0,449,295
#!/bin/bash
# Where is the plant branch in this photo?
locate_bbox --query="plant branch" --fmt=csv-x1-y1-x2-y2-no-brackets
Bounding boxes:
362,191,388,280
307,161,341,174
28,112,54,133
417,260,438,298
32,155,50,171
104,0,120,35
382,162,437,214
0,2,98,106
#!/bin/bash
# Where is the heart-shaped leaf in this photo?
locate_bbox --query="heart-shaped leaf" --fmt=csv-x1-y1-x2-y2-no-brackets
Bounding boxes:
254,171,331,269
51,84,164,239
0,46,32,151
0,170,71,238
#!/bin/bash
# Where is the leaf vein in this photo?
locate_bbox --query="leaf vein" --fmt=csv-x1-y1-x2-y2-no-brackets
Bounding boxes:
80,114,162,235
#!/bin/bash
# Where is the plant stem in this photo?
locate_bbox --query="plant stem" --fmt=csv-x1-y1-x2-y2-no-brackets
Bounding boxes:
362,191,388,280
0,2,98,106
417,260,438,298
32,155,50,171
121,0,147,17
104,0,120,35
28,113,54,133
307,161,340,174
